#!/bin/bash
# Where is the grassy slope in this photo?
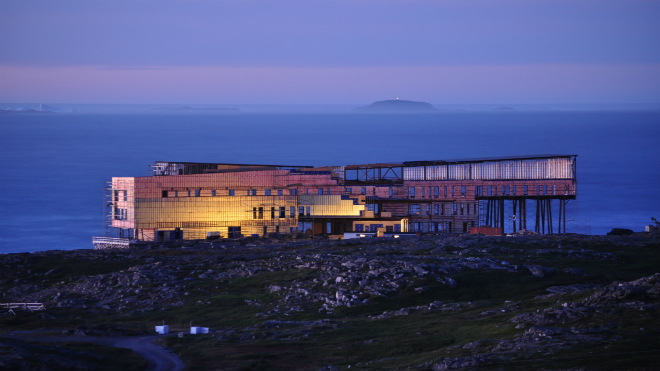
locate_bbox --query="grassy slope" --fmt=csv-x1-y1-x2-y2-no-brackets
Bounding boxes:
1,237,659,370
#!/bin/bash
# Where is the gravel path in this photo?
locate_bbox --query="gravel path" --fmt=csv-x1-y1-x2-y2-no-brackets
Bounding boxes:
0,331,185,371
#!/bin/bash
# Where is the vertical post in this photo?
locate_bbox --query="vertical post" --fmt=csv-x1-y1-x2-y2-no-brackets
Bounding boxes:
548,200,552,234
535,199,540,233
563,200,567,233
513,200,517,232
541,200,545,234
486,200,490,226
558,199,562,234
500,198,505,233
523,199,527,230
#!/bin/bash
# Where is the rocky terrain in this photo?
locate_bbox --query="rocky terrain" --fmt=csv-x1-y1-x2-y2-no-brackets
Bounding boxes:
1,232,659,370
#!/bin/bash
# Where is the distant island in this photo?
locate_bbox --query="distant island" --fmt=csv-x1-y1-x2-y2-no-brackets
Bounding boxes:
0,104,73,114
152,106,240,112
492,106,516,111
354,99,437,112
0,108,54,115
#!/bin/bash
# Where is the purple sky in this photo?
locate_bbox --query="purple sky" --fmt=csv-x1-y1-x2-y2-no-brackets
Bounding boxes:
1,0,659,104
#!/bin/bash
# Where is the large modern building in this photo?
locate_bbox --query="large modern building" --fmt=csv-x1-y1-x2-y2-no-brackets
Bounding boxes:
98,155,577,245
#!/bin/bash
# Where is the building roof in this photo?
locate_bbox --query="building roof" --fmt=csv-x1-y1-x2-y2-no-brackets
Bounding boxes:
402,154,577,166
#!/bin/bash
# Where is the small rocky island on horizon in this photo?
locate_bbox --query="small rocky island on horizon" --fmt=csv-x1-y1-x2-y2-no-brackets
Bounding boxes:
354,99,437,112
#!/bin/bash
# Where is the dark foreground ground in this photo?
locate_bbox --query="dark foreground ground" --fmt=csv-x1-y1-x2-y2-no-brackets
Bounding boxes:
1,232,660,371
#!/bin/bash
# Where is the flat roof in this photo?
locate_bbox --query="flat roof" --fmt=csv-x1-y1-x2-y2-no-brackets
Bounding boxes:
403,154,577,166
155,155,577,170
154,161,313,168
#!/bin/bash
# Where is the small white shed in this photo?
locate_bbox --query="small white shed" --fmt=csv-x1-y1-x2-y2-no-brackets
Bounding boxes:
190,326,209,334
155,325,169,334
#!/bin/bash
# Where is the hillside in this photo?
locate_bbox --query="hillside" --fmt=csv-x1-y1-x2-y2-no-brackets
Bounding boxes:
1,233,659,370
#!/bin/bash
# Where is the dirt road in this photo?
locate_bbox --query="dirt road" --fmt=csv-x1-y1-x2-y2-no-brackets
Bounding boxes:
0,331,185,371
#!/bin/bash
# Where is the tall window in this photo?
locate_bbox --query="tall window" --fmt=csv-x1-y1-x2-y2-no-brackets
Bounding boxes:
251,189,257,196
253,207,257,219
265,189,271,196
258,207,263,219
410,204,421,215
524,185,528,195
460,203,464,215
195,189,200,197
306,206,311,216
410,187,416,198
434,186,439,198
421,187,425,198
512,186,516,195
290,206,295,217
487,186,492,196
280,207,285,218
290,189,297,196
229,189,235,196
271,207,275,219
346,187,352,194
434,204,439,215
212,190,216,197
389,187,393,197
299,206,304,216
318,189,323,195
361,187,366,195
451,186,455,198
277,189,283,196
444,186,448,198
461,186,466,197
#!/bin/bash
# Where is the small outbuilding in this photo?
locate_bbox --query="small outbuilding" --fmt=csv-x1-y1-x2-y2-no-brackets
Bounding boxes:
155,325,169,334
190,326,209,334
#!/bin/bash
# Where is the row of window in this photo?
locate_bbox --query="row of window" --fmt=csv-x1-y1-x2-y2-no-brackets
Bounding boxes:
409,203,476,216
160,187,378,198
406,184,569,198
158,184,569,199
252,206,316,219
408,186,465,198
354,224,402,232
476,184,567,197
408,221,475,233
161,188,361,198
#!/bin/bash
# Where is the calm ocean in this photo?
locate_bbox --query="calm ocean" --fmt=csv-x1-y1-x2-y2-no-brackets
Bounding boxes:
1,108,659,253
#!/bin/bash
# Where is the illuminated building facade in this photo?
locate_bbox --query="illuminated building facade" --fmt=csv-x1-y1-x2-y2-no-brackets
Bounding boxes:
101,155,577,243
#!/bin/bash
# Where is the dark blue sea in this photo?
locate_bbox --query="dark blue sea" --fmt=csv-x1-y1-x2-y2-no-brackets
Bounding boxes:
1,106,659,253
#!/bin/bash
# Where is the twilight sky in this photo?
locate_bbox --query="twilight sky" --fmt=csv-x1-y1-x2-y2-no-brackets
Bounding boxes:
1,0,659,104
